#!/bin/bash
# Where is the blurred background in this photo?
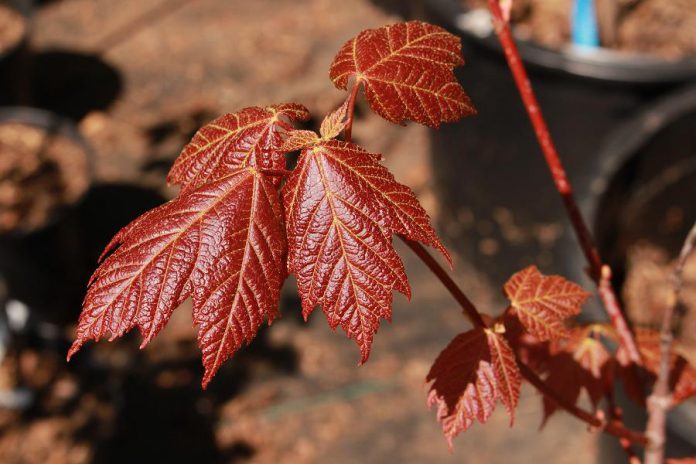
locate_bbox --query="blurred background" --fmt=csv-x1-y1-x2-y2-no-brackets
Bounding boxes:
0,0,694,462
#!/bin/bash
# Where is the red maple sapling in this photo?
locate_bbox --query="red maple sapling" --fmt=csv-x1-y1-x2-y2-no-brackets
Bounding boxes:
66,8,696,463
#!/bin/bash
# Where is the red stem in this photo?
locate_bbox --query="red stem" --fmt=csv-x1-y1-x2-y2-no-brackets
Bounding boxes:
518,362,647,446
343,80,361,143
644,222,696,463
400,237,486,328
486,0,642,367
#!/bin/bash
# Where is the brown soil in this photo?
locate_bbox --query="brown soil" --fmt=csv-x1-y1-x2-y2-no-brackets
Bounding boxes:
0,4,25,56
0,122,90,233
462,0,696,59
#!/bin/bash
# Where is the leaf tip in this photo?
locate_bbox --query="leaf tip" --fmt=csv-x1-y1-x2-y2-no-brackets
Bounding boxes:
66,341,82,362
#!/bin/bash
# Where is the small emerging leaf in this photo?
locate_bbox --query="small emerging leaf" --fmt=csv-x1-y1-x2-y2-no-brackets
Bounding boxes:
329,21,475,128
281,130,320,152
320,100,349,140
504,265,591,341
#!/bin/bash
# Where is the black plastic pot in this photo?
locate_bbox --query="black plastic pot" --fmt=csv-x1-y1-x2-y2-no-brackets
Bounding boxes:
594,84,696,460
417,0,696,302
0,106,94,326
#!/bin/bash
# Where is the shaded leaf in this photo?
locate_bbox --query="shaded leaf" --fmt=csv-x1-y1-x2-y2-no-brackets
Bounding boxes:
541,325,613,423
168,103,309,190
504,266,591,341
329,21,475,128
427,327,521,446
426,328,498,447
70,167,287,388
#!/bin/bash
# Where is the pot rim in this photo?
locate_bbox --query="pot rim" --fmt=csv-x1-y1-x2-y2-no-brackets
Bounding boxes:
425,0,696,84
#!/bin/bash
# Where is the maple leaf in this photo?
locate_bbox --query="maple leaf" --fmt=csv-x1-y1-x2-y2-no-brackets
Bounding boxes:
504,265,591,341
618,328,696,406
69,103,309,387
329,21,475,128
427,327,520,446
70,168,286,387
283,139,449,361
541,325,613,423
168,103,309,190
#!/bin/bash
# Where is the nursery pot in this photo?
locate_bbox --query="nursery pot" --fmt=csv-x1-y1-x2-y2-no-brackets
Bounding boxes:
417,0,696,298
593,84,696,459
0,106,93,326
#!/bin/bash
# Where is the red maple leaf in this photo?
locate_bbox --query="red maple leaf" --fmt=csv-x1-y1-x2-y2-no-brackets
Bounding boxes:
618,328,696,406
69,104,309,388
504,265,591,341
168,103,309,189
329,21,475,128
427,326,520,446
283,140,448,361
69,168,285,388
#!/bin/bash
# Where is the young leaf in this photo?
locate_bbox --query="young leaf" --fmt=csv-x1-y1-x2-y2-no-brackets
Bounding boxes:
168,103,309,190
504,265,591,341
319,100,349,140
427,327,521,446
329,21,475,128
69,168,286,388
283,140,449,361
281,130,320,152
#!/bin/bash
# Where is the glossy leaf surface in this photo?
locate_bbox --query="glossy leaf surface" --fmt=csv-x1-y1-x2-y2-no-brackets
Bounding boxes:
283,140,448,361
504,266,590,341
168,103,309,190
329,21,475,127
70,102,308,387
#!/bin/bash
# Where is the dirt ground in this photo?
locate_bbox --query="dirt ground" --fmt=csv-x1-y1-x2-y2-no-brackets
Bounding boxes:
0,0,600,462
